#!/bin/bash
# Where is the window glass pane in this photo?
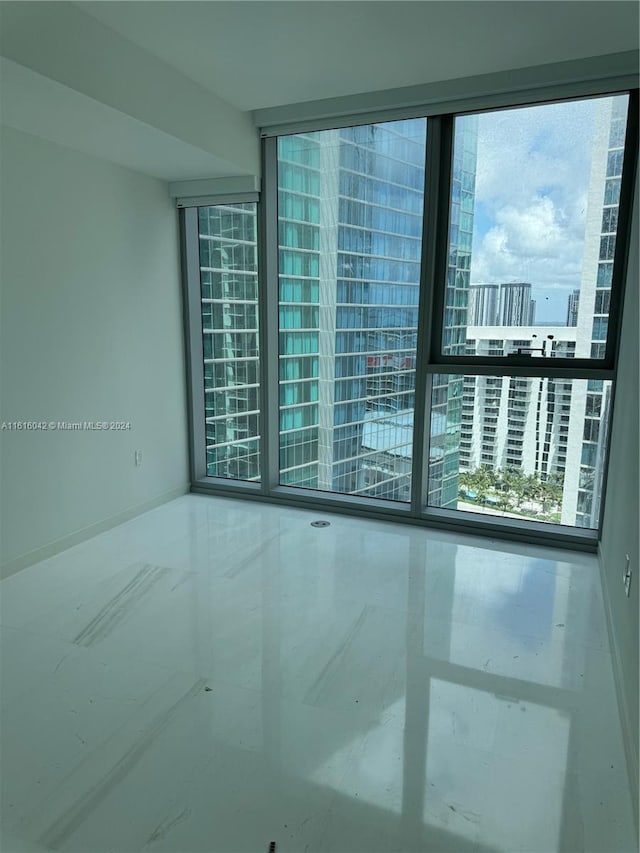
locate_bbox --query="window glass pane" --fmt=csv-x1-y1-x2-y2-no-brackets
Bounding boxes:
442,95,629,358
186,90,631,541
427,375,612,529
277,120,427,500
199,203,260,481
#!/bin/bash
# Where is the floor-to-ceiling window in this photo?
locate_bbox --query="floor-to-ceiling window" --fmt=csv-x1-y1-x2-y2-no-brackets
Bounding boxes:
277,121,427,500
425,94,633,531
198,203,261,481
181,87,637,544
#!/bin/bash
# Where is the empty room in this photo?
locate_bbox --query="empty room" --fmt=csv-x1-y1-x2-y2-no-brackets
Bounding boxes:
0,2,638,852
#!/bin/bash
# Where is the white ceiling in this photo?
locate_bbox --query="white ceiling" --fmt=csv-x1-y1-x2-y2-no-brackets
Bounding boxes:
77,1,640,111
0,58,249,181
0,1,638,182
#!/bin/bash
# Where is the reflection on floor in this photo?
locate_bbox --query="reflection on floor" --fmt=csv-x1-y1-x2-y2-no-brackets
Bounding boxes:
0,495,635,853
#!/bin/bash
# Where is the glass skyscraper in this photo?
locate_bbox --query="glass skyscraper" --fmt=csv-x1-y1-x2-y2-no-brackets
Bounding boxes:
571,95,627,527
277,118,477,505
199,203,261,481
195,95,628,531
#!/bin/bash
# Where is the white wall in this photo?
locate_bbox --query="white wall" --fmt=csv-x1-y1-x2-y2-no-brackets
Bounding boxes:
599,173,639,831
0,127,189,574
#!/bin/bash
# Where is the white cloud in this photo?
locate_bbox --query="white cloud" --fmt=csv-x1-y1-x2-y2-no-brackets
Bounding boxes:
473,99,595,210
468,98,600,312
472,196,584,284
473,198,584,272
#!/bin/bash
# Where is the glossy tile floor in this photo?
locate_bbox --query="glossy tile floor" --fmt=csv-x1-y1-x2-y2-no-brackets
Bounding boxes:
0,495,636,853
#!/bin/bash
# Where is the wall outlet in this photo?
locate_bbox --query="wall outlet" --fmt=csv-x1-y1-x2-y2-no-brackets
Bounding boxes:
623,555,632,598
134,450,143,467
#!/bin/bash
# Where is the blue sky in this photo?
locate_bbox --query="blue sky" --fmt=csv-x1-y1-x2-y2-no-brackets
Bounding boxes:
467,97,608,323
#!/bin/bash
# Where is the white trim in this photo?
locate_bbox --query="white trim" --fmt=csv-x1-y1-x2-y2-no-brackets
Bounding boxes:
0,484,189,580
169,175,260,199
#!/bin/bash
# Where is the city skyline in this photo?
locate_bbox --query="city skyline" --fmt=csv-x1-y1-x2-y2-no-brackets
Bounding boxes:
197,94,628,529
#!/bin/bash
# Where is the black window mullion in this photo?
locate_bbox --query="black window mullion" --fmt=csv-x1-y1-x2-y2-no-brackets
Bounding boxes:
181,206,207,483
260,136,282,494
427,115,454,365
424,363,615,382
411,116,448,514
429,92,637,374
428,355,619,372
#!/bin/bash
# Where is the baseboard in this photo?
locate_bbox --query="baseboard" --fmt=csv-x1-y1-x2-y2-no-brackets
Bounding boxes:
598,543,639,839
0,484,190,580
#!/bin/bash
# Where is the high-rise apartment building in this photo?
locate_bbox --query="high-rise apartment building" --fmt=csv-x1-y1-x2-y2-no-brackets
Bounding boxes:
276,118,477,506
199,203,261,481
460,328,576,477
468,283,499,325
566,289,580,326
498,281,536,326
469,281,537,328
562,95,627,527
278,123,425,497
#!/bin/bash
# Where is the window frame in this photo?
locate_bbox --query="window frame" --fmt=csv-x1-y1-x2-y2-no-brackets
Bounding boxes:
180,197,263,493
181,75,639,552
427,96,639,373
